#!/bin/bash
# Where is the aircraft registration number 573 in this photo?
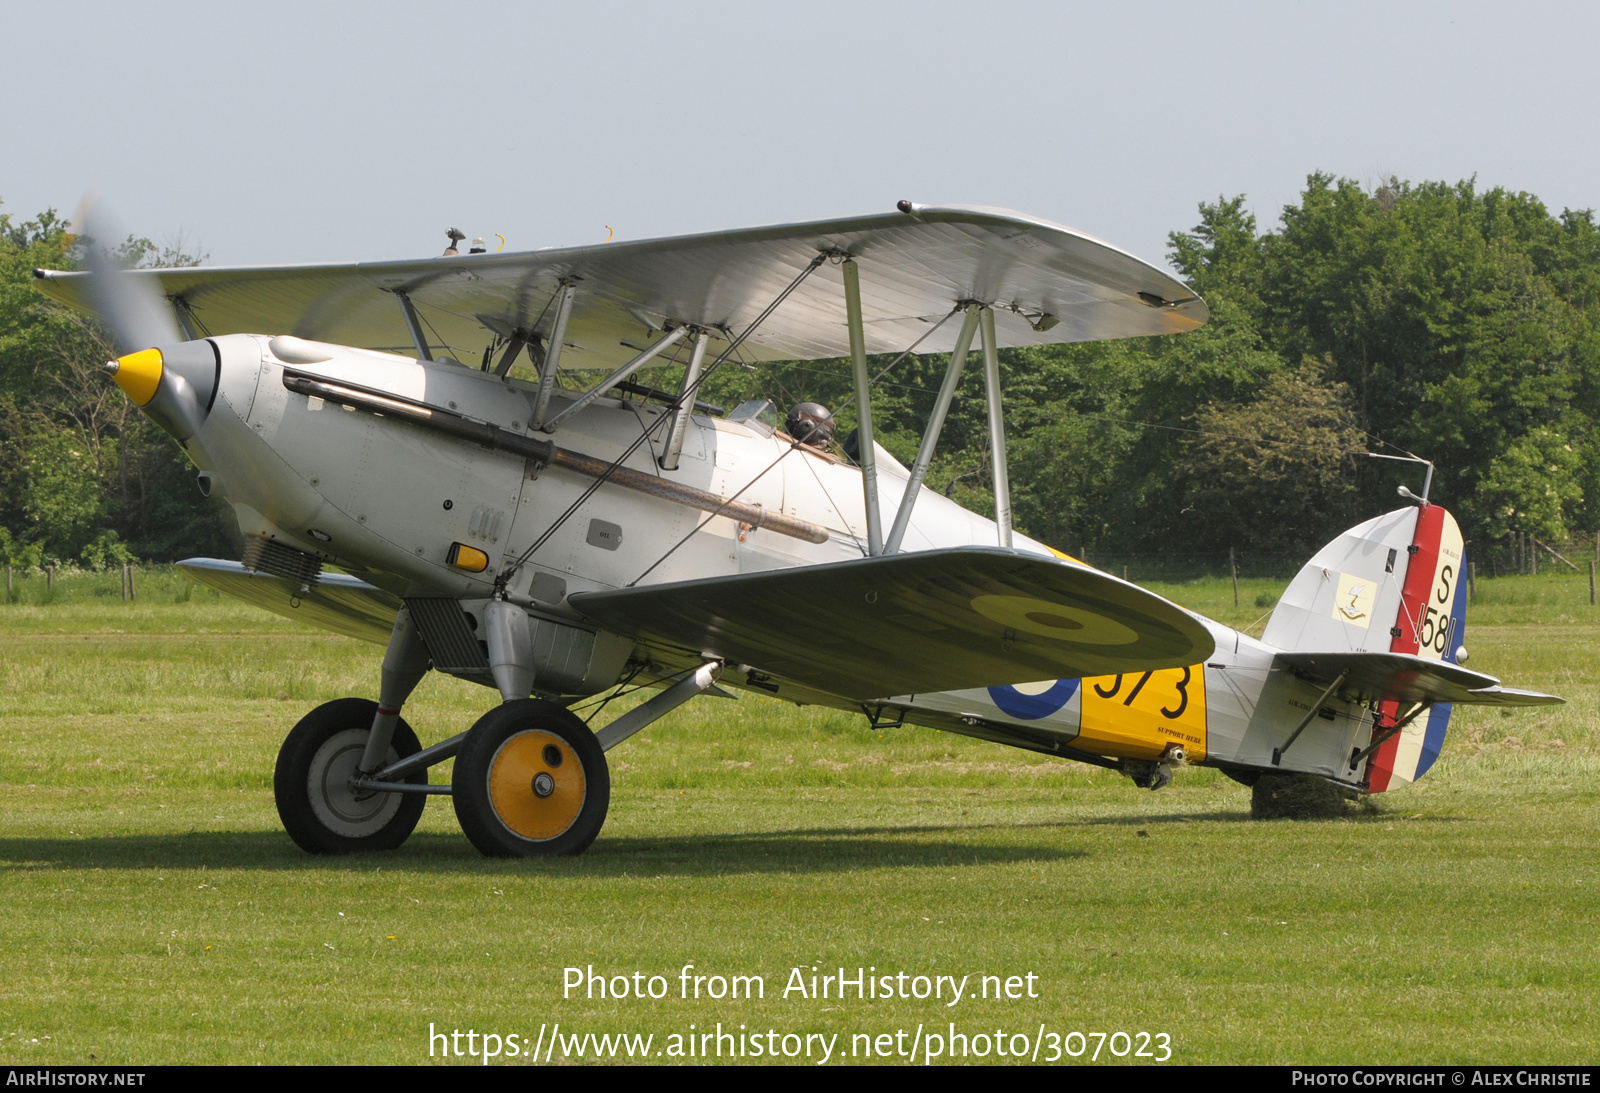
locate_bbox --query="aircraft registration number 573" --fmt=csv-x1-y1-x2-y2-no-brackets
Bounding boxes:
1079,666,1207,761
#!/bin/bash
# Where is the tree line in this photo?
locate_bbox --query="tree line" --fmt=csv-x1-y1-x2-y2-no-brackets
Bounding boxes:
3,174,1595,575
0,208,230,572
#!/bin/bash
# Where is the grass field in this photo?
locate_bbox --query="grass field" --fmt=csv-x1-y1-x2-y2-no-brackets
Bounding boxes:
0,567,1596,1065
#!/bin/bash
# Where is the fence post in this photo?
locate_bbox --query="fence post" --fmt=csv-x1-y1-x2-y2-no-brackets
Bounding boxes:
1590,560,1596,607
5,564,10,598
1230,546,1239,608
1122,565,1128,582
46,565,54,593
129,565,136,601
121,563,128,601
1469,561,1477,604
1531,534,1538,576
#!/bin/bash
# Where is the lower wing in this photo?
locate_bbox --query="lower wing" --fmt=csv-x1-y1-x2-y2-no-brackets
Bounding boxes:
177,558,399,644
570,547,1215,701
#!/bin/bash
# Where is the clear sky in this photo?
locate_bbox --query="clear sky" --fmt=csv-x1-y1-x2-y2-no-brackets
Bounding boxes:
4,1,1596,275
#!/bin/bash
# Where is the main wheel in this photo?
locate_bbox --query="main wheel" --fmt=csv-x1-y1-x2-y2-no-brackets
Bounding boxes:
274,698,428,854
452,699,610,857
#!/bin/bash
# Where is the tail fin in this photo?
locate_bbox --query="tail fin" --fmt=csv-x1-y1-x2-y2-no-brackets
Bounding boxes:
1264,505,1467,790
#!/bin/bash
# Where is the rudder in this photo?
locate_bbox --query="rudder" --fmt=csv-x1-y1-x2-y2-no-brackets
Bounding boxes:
1368,505,1466,791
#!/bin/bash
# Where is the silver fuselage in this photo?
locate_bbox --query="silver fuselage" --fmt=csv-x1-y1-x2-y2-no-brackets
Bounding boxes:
186,334,1378,785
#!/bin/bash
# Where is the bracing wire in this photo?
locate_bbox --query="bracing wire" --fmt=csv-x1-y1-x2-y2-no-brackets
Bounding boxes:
834,305,961,415
627,303,960,580
406,299,459,361
628,441,801,587
798,447,868,557
575,663,646,723
496,253,829,587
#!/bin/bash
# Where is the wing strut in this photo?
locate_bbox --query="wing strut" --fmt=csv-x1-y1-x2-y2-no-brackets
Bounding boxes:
394,291,433,361
1271,669,1350,766
531,282,577,428
980,305,1013,546
885,303,981,554
541,324,690,431
491,329,529,377
1350,701,1431,769
658,329,711,471
843,258,884,555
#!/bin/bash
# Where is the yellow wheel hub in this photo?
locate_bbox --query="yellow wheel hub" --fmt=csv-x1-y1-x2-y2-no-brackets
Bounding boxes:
486,730,586,841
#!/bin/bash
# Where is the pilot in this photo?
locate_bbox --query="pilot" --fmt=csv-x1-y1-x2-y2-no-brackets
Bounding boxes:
785,402,836,447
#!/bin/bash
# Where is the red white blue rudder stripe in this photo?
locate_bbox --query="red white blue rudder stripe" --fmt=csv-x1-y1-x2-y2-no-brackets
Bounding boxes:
1367,505,1466,792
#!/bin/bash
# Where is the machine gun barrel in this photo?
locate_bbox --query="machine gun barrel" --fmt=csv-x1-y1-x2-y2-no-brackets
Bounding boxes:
282,371,829,545
548,447,827,544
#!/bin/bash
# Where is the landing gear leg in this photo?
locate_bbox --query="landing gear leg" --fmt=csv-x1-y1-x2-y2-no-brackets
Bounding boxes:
358,606,433,774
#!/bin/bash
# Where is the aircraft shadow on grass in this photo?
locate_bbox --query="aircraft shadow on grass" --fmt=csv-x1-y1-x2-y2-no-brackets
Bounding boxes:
0,805,1443,875
1058,810,1445,827
0,828,1087,876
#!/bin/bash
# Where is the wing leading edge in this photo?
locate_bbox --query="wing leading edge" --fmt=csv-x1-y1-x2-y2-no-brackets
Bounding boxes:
569,548,1215,701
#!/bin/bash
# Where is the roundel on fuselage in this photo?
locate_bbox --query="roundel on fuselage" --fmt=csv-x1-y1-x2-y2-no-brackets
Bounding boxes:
988,678,1079,720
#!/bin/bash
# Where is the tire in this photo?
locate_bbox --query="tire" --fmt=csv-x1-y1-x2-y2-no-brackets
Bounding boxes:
452,699,610,857
274,698,428,854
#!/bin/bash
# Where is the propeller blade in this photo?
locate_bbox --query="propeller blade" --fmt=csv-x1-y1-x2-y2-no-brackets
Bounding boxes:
74,193,183,352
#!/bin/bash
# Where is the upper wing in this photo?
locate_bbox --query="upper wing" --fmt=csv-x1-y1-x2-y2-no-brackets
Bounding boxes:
569,548,1215,701
178,558,399,644
1278,650,1563,708
35,205,1205,369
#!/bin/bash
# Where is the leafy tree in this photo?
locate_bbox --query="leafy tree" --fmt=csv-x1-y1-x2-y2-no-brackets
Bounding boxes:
0,200,232,564
1252,176,1591,541
1174,360,1365,558
1476,425,1584,542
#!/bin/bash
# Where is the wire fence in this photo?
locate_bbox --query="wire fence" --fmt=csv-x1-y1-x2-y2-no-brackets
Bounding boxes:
1066,551,1300,584
1076,531,1600,586
6,531,1598,608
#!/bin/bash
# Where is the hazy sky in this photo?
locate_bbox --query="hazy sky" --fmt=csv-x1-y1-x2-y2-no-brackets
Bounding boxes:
5,1,1597,275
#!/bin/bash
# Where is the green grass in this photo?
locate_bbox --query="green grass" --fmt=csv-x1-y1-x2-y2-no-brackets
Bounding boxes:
0,569,1596,1065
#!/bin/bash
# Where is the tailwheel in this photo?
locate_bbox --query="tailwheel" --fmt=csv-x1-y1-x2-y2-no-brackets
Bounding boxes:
274,698,427,854
452,699,610,857
1250,772,1357,820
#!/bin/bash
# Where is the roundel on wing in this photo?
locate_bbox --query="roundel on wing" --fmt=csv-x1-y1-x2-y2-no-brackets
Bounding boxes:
988,678,1080,720
969,594,1139,645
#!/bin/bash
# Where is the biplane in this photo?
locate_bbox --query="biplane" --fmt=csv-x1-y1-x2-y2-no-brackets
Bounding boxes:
35,202,1560,857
